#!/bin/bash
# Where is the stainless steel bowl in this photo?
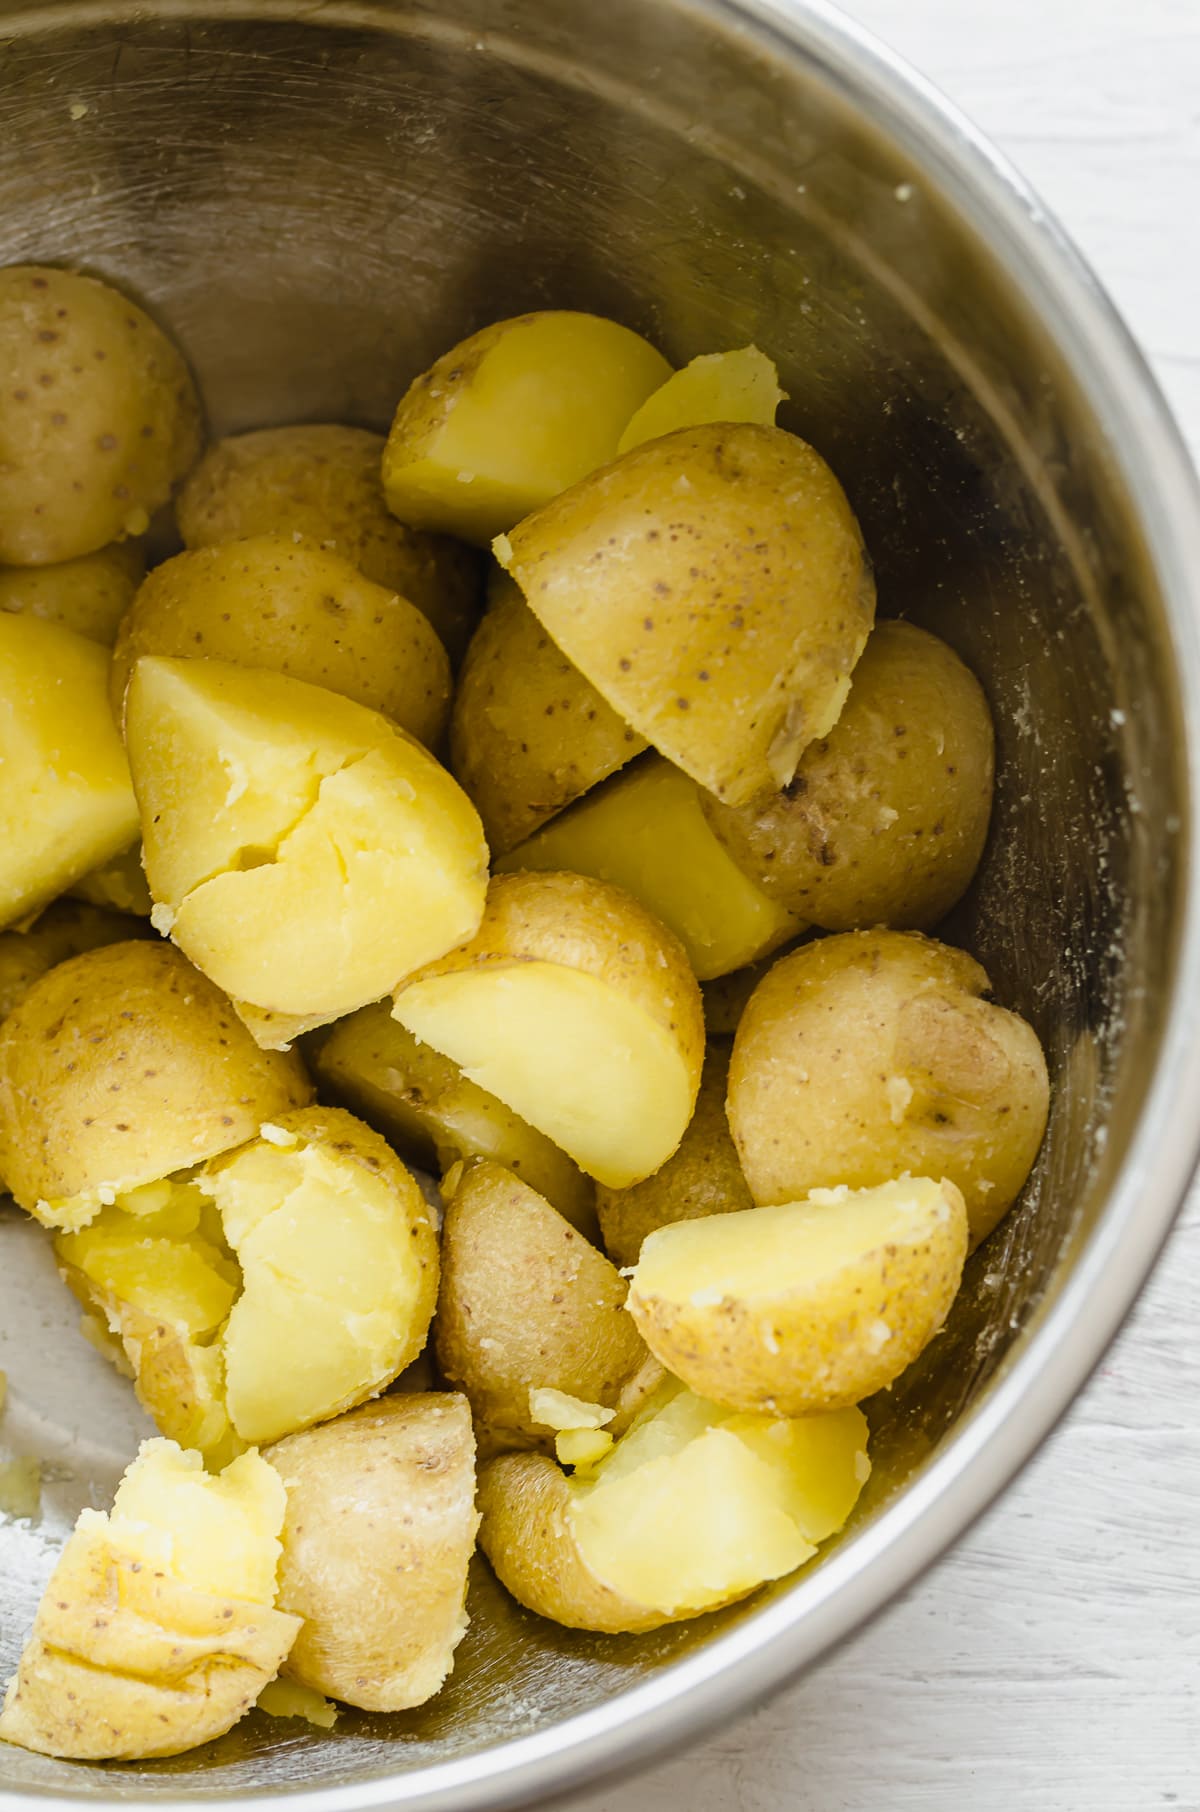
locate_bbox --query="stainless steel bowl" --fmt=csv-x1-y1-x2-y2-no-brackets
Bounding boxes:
2,1,1199,1806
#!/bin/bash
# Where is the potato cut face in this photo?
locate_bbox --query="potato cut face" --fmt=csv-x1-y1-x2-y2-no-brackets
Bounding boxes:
498,754,802,980
499,423,875,804
126,656,488,1017
0,539,145,644
0,614,140,929
0,265,202,565
109,1438,287,1604
450,575,646,855
395,962,695,1188
311,1003,596,1234
175,423,482,663
110,535,452,747
628,1178,969,1416
573,1387,868,1615
617,345,784,453
382,311,672,543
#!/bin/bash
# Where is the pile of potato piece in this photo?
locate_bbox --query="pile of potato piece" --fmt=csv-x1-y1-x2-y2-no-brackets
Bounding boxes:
0,267,1049,1762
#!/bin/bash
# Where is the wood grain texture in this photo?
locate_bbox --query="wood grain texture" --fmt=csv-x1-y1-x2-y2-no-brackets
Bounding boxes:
564,4,1200,1806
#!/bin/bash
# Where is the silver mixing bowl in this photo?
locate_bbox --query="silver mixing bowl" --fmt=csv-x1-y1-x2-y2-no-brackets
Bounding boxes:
2,0,1199,1806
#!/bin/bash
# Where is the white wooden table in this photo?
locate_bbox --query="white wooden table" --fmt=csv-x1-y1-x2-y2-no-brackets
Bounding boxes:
574,4,1200,1806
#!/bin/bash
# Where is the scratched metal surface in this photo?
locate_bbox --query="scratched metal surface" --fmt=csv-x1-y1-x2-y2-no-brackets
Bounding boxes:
0,0,1188,1802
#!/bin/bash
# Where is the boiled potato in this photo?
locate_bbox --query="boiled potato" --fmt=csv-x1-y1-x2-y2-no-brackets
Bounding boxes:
175,423,481,662
59,1107,439,1456
392,872,704,1188
0,940,312,1231
596,1042,752,1268
125,656,488,1020
267,1394,478,1710
0,1439,298,1761
436,1161,661,1450
309,1003,596,1235
497,423,875,805
700,939,809,1037
629,1177,967,1414
69,842,152,916
0,900,145,1023
703,620,995,929
382,312,671,544
0,265,202,564
450,573,646,854
0,539,144,642
479,1381,869,1633
728,931,1050,1248
0,612,140,929
110,536,451,747
617,344,783,453
498,754,802,980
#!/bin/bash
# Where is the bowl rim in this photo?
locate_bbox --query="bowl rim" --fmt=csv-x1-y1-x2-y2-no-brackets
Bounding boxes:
3,0,1200,1807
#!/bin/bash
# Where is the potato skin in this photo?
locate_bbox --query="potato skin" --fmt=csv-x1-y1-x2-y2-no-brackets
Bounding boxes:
500,423,875,804
0,266,202,564
703,620,994,929
627,1179,968,1415
450,575,646,854
0,940,312,1228
596,1043,753,1268
0,901,146,1023
175,423,481,662
110,534,451,747
309,1002,597,1235
478,1452,667,1635
436,1162,661,1449
0,1518,298,1761
0,540,144,643
267,1394,479,1710
728,931,1050,1248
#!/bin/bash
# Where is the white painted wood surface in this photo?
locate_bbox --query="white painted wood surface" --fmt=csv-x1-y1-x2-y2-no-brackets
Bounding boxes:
571,5,1200,1807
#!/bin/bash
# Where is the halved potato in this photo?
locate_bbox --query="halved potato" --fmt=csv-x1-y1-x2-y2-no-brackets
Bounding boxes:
702,620,995,930
498,753,802,980
0,265,202,565
727,930,1050,1248
596,1042,752,1268
267,1394,478,1710
450,573,646,854
125,656,488,1020
0,540,144,643
392,872,704,1188
497,423,875,804
309,1002,596,1235
435,1161,660,1450
617,345,783,453
58,1108,439,1456
0,940,312,1231
629,1177,967,1414
0,901,146,1023
382,312,671,544
0,1439,298,1761
110,535,452,748
478,1382,869,1632
0,612,140,929
175,423,481,661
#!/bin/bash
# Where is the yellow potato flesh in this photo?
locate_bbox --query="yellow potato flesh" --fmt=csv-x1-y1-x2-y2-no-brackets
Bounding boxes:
110,1440,285,1605
126,656,487,1016
68,842,153,916
498,423,875,804
395,962,694,1188
311,1003,596,1235
570,1385,868,1614
617,345,783,453
0,540,145,644
498,755,801,980
382,312,671,543
0,614,139,929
